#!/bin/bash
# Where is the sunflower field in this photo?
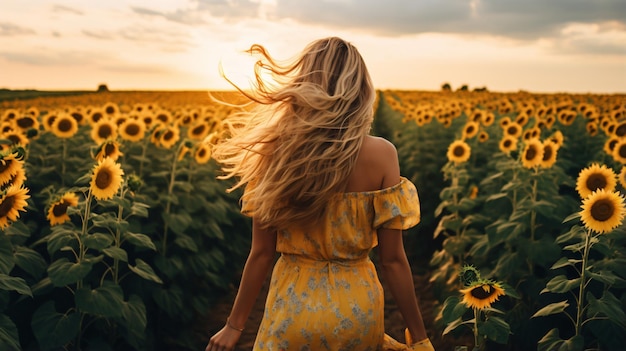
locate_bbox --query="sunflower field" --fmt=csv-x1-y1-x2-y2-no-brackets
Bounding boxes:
0,89,624,351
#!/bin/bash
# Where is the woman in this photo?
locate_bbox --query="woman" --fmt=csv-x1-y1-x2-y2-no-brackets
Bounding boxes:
207,37,433,351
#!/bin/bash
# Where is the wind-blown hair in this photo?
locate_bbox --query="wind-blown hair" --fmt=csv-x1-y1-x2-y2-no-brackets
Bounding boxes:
212,37,376,229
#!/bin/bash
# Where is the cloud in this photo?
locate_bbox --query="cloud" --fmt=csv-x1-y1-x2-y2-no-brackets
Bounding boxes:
0,50,96,66
82,30,114,40
80,26,194,52
52,5,84,15
132,6,207,25
0,22,36,36
270,0,626,39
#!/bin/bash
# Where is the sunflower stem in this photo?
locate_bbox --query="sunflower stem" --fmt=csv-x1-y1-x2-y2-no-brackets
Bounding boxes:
78,190,93,291
473,307,480,350
61,138,67,186
138,138,149,178
528,170,538,275
113,186,125,284
575,229,592,337
162,143,183,256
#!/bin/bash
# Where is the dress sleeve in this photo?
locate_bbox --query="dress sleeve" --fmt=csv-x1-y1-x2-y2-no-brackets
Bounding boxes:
372,177,421,230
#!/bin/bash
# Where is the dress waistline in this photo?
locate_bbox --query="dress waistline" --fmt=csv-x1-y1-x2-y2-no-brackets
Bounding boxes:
280,253,370,267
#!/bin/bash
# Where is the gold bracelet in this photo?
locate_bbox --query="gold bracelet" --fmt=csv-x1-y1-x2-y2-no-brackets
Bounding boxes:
226,318,244,332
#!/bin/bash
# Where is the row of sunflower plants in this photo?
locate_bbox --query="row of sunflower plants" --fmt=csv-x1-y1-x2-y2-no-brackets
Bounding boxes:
381,90,626,350
0,91,251,350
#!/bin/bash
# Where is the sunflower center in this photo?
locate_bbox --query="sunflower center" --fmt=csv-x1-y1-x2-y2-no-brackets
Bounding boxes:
58,119,73,132
52,202,70,216
0,195,15,217
590,198,614,222
17,117,34,129
503,140,512,148
98,125,113,138
125,123,140,136
163,130,174,141
198,149,206,157
470,285,494,299
466,126,475,134
105,106,116,114
453,146,465,157
542,146,553,161
7,135,21,145
104,143,116,156
95,170,113,189
192,125,206,136
506,126,517,135
586,174,607,192
0,160,12,173
92,112,104,123
525,146,537,160
71,112,84,123
618,144,626,159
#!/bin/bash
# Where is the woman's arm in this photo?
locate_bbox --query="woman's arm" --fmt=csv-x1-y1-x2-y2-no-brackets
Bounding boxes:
206,219,277,351
377,227,429,343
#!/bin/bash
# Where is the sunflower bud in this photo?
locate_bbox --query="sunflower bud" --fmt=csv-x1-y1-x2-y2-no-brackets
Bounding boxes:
127,173,144,193
11,146,26,161
460,265,481,287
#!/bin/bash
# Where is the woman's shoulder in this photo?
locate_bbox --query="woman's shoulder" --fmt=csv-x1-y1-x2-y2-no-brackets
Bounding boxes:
362,135,398,159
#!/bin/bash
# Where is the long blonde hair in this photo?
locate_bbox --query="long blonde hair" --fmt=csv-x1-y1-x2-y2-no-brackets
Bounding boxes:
212,37,376,229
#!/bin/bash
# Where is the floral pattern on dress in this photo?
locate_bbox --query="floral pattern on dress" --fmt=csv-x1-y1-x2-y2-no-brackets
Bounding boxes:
250,177,421,350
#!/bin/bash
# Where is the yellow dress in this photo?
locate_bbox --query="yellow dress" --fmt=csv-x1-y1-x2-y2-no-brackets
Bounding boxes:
248,177,421,351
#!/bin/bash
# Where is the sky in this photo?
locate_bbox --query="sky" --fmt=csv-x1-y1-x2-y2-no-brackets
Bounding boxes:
1,0,625,94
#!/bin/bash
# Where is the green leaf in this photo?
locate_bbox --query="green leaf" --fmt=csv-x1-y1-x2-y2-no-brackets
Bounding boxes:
102,247,128,262
122,232,156,251
442,316,473,336
75,283,124,318
586,291,626,330
538,328,584,351
485,193,508,202
441,295,468,324
130,202,150,218
83,233,114,250
562,212,582,224
163,212,192,235
532,300,569,318
0,237,14,275
550,257,580,270
128,259,163,284
0,274,31,296
499,282,521,299
31,301,80,350
152,286,184,318
13,246,47,279
116,294,147,349
541,275,581,294
174,234,198,252
0,313,20,351
47,258,93,287
587,270,620,286
46,228,77,256
479,315,510,344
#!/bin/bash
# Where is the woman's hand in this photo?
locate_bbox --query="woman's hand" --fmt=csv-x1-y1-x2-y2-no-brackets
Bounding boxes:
205,325,242,351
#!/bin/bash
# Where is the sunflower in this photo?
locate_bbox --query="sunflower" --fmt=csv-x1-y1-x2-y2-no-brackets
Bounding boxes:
499,135,518,154
0,153,23,187
1,130,29,146
1,109,19,121
90,157,124,200
586,121,599,136
447,140,471,164
194,143,212,164
462,121,480,139
3,165,26,192
158,126,181,149
14,115,39,132
47,192,79,226
503,122,522,138
103,102,119,117
481,112,495,127
576,163,617,199
540,140,558,168
619,167,626,189
514,112,529,127
580,189,625,234
41,112,58,131
95,140,124,162
188,122,210,141
119,119,146,142
154,110,173,125
521,139,544,169
70,110,86,125
87,108,106,125
91,119,118,144
558,110,577,126
478,131,489,143
612,139,626,164
549,130,564,148
51,113,79,139
460,281,506,310
0,185,30,229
